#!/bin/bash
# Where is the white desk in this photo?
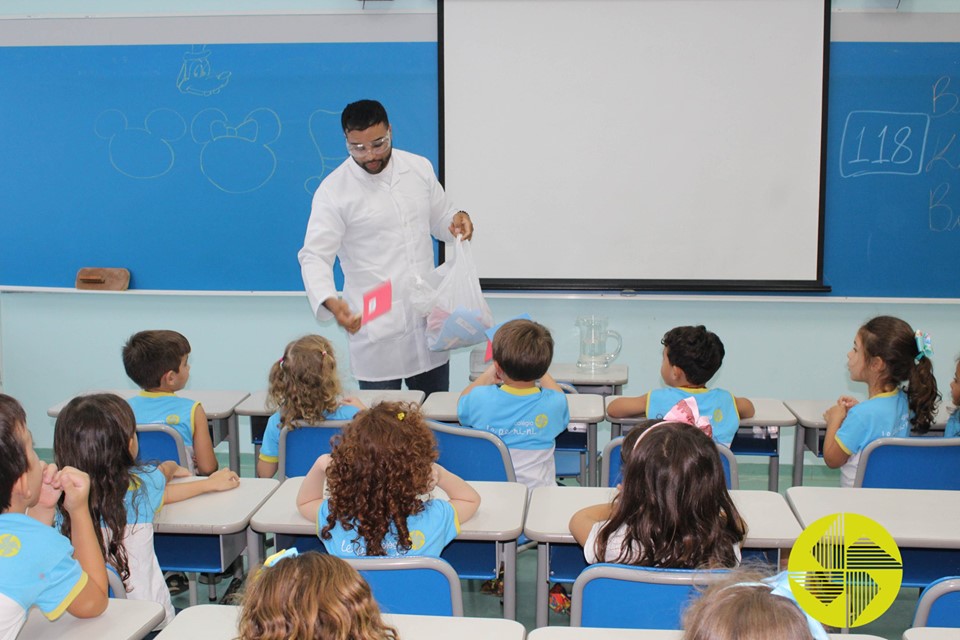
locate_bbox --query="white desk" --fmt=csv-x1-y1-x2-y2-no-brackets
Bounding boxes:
784,400,952,487
524,486,802,628
902,629,960,640
250,478,527,620
604,397,797,491
156,477,279,605
19,599,165,640
528,630,884,639
421,391,607,486
155,604,527,640
236,389,425,457
47,389,250,474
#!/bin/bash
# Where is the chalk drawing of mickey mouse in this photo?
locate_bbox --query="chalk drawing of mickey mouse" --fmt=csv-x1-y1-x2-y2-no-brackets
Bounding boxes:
191,108,281,193
94,108,186,179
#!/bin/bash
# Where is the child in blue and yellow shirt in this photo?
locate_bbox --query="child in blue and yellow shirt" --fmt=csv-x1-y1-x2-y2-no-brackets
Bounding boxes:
0,394,107,638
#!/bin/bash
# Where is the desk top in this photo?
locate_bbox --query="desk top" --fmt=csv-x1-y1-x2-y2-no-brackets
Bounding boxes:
549,363,629,386
235,389,426,417
784,399,952,429
421,391,605,424
20,599,165,640
604,397,797,428
155,605,526,640
156,477,279,535
902,629,960,640
524,486,801,549
47,389,250,420
250,477,526,541
527,630,883,640
786,486,960,549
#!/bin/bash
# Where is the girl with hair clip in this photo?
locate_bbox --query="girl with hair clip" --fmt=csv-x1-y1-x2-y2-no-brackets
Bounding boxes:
682,567,829,640
823,315,940,487
296,402,481,557
569,398,746,567
239,548,399,640
257,335,365,478
53,393,241,627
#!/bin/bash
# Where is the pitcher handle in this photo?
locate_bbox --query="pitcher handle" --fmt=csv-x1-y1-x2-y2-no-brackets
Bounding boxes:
604,330,622,363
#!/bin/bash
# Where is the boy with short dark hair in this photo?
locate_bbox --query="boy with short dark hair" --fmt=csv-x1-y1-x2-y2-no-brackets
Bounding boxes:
122,330,218,475
458,319,569,492
0,394,108,637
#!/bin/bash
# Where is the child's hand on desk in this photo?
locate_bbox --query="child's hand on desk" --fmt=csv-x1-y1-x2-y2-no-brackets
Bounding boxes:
341,396,366,411
206,468,241,491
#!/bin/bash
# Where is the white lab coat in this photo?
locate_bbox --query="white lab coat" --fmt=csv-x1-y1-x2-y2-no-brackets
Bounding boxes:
299,150,459,381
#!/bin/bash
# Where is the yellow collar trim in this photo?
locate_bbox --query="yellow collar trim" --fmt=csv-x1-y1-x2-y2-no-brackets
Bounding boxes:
675,386,708,394
139,390,177,398
500,385,540,396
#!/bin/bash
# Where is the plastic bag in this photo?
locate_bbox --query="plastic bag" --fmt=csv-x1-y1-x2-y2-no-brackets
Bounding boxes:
415,236,493,351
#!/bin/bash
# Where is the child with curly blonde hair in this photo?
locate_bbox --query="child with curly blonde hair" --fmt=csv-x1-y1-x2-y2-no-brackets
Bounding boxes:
257,335,364,478
296,402,480,557
239,550,398,640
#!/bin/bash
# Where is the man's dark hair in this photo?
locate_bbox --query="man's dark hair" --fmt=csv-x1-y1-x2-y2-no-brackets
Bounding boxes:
341,100,389,133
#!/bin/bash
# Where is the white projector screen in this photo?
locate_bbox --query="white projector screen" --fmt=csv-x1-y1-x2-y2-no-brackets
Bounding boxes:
441,0,828,291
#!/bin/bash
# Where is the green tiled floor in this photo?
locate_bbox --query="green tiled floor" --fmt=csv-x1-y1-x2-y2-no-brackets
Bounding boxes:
37,449,924,638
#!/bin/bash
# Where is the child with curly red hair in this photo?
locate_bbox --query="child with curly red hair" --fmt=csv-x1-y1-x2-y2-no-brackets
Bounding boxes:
296,402,480,556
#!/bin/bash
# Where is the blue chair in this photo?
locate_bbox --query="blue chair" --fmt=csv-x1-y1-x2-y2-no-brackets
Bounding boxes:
344,556,464,616
427,421,514,582
570,564,728,628
277,420,352,481
855,436,960,490
136,424,190,468
554,382,588,484
913,576,960,627
106,564,126,599
601,436,739,489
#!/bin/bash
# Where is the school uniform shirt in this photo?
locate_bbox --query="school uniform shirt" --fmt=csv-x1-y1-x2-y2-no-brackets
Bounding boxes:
835,389,911,488
458,385,570,492
115,465,175,627
299,150,461,381
257,404,362,466
317,498,459,558
0,513,88,640
128,392,200,472
647,387,741,446
945,410,960,438
583,519,742,566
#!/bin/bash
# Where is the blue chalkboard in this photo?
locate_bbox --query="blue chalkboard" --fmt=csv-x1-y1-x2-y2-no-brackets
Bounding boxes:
0,42,438,290
824,42,960,297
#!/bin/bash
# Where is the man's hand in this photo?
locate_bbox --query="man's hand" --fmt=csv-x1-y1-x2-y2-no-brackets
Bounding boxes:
449,211,474,241
324,297,361,334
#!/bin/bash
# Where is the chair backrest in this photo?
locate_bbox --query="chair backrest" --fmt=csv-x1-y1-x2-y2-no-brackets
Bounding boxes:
601,436,739,489
106,564,126,599
913,575,960,627
136,424,189,468
855,436,960,489
427,421,516,482
278,420,352,481
343,556,464,616
571,564,729,628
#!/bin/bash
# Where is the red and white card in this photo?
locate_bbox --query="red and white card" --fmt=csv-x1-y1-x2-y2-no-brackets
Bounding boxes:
362,279,393,324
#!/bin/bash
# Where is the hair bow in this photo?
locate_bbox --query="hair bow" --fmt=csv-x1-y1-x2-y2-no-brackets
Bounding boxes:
263,547,299,568
661,396,713,439
914,330,933,364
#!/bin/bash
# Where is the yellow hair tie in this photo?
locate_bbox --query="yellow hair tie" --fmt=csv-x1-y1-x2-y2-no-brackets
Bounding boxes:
397,412,405,421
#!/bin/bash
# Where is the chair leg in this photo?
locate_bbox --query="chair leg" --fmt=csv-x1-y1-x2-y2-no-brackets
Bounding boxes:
188,572,199,607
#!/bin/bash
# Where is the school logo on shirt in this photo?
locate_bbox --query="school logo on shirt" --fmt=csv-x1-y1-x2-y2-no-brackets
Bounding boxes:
165,414,181,426
535,414,548,428
788,512,901,628
409,530,426,551
0,534,21,558
713,408,724,424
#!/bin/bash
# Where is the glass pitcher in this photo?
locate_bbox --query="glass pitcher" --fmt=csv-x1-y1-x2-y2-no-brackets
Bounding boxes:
576,315,622,369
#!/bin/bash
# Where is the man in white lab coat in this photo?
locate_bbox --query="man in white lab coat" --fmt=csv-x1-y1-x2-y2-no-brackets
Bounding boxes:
299,99,473,395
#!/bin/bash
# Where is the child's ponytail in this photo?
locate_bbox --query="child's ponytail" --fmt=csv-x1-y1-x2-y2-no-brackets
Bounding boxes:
907,338,940,434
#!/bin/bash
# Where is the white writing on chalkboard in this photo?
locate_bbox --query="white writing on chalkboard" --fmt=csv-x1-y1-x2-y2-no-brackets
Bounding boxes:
839,111,929,178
